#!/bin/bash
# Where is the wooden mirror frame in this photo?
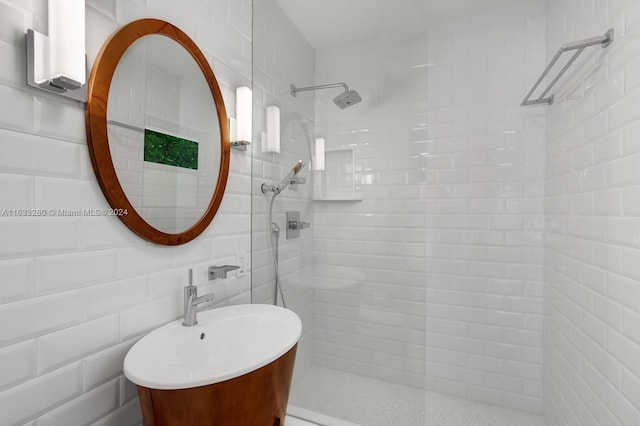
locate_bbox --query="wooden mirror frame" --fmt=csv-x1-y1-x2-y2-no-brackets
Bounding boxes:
85,19,230,246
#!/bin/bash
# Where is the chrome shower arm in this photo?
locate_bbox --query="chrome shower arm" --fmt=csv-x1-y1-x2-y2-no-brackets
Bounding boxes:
291,83,348,97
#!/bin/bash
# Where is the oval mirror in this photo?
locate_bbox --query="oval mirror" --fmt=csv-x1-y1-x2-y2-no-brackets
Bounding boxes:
86,19,230,245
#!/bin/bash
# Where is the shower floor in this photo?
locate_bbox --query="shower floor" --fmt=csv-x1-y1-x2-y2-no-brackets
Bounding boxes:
289,366,547,426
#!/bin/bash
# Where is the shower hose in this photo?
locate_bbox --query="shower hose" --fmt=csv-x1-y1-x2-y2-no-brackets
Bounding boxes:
268,192,288,308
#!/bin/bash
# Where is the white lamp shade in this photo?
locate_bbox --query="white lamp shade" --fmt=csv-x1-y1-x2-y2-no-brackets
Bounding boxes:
228,117,237,142
235,86,252,143
48,0,85,85
264,105,280,153
314,138,325,171
31,31,49,84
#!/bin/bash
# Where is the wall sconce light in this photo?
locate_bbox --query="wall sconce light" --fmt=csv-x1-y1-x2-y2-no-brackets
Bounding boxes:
26,0,86,102
263,105,280,153
314,137,325,171
230,86,252,151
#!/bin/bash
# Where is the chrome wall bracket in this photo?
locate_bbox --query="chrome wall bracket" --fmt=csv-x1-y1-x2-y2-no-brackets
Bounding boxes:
208,265,240,280
26,30,87,102
288,176,306,191
230,140,251,151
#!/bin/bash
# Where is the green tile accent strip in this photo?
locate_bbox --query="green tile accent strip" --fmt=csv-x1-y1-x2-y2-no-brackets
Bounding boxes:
144,129,198,170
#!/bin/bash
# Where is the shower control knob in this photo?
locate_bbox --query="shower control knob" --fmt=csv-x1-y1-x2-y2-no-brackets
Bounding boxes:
285,211,310,239
287,220,310,231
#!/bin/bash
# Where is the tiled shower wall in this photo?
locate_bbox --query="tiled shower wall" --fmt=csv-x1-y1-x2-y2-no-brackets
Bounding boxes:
251,0,316,382
423,1,546,412
251,0,315,383
312,0,547,412
0,0,252,424
544,0,640,424
312,31,429,389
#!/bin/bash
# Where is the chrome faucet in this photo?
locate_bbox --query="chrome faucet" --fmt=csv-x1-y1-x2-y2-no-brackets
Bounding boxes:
182,270,214,327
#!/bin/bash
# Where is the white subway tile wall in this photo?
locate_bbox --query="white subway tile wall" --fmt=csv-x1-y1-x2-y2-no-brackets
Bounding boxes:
421,2,547,411
0,0,252,425
545,0,640,425
251,0,317,383
0,0,639,424
312,31,429,390
311,0,546,412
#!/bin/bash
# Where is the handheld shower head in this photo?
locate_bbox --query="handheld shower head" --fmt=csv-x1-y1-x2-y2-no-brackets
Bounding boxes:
277,160,305,192
261,160,306,194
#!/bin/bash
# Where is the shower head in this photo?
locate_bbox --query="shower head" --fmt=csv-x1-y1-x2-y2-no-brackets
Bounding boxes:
333,89,362,109
261,160,306,195
291,83,362,109
277,160,305,192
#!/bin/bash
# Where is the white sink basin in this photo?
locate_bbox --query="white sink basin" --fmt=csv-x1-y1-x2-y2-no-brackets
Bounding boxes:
123,304,302,390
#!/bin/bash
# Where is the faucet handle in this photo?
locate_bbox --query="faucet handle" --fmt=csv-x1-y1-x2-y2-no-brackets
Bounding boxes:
299,221,311,230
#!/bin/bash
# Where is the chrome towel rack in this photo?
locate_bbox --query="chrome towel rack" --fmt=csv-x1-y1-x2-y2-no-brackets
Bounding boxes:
521,28,614,106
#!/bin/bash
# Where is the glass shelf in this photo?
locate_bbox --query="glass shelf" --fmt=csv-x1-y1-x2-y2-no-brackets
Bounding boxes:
312,195,363,201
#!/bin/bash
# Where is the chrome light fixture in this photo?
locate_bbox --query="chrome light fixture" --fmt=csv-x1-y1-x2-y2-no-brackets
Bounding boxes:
26,0,86,102
230,86,252,151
